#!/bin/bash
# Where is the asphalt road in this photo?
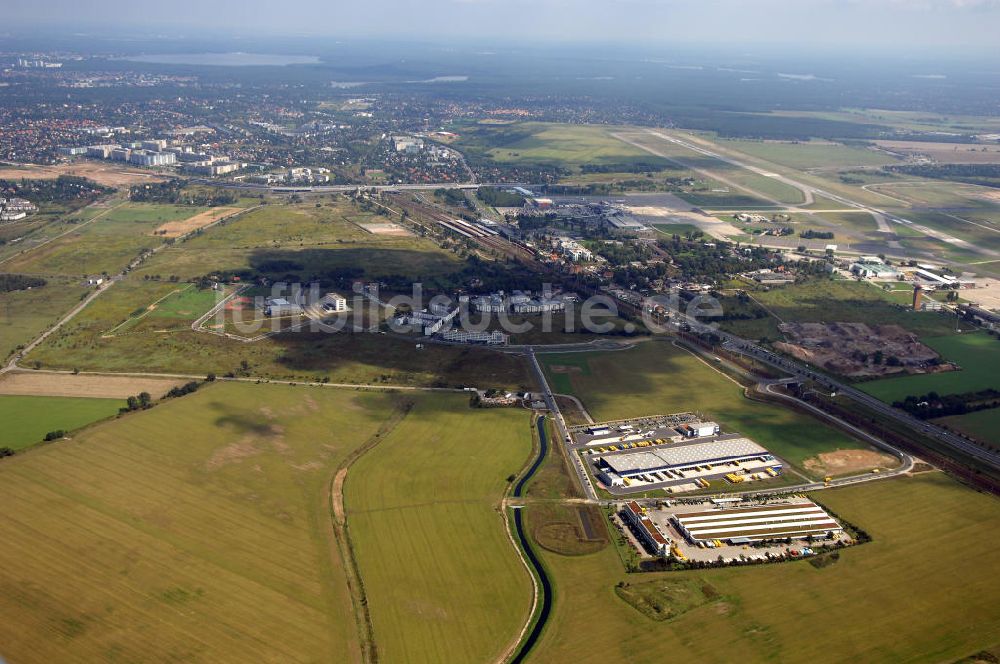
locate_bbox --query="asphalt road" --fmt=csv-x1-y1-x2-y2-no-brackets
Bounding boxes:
712,333,1000,470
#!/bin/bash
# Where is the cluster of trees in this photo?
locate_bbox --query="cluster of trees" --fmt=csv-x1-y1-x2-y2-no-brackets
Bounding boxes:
893,388,1000,419
885,163,1000,188
166,381,201,398
128,180,238,206
120,392,153,414
433,188,472,209
800,229,835,239
0,273,46,293
578,161,670,174
476,186,524,207
0,175,109,205
657,238,775,282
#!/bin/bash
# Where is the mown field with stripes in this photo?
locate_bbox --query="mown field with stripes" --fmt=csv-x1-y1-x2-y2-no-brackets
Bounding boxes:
345,394,534,664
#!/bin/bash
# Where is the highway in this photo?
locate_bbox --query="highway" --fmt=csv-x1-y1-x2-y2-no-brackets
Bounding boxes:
526,347,599,501
699,324,1000,470
190,178,530,194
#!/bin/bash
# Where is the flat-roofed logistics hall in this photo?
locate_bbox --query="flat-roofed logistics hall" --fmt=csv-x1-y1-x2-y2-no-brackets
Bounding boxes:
600,437,773,478
673,500,842,543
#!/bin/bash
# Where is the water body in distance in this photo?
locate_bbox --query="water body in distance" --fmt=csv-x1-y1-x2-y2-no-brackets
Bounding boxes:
121,53,321,66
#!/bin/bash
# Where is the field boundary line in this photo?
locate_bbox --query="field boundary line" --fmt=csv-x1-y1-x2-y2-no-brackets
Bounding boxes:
329,399,413,664
102,283,192,337
0,196,128,267
496,415,543,664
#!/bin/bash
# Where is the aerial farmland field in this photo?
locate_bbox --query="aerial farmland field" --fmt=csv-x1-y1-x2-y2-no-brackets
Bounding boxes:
860,332,1000,402
0,381,397,663
345,394,534,664
0,394,122,450
526,473,1000,663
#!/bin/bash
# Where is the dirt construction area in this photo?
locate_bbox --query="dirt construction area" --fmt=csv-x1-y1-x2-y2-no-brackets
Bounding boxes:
0,371,187,399
775,322,954,378
153,207,239,237
803,449,898,477
0,162,166,187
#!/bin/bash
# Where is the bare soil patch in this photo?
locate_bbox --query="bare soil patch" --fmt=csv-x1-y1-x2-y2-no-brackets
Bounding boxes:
803,449,897,476
357,222,411,236
0,163,167,187
776,322,954,378
0,371,187,399
206,436,260,470
152,207,238,238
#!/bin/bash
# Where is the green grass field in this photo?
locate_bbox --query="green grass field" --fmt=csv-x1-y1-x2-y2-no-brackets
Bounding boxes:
464,122,671,172
28,277,532,388
747,279,969,339
0,395,122,450
861,332,1000,402
718,139,896,170
0,277,91,359
526,472,1000,663
0,382,401,662
134,201,461,282
542,341,867,474
345,395,533,663
2,203,206,276
936,408,1000,448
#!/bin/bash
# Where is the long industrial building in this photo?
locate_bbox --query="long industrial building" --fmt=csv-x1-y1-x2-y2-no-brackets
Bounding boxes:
599,437,776,479
622,501,669,555
673,501,842,543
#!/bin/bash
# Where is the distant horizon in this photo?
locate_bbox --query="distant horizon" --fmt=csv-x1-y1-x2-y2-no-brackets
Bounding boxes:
4,29,1000,63
5,0,1000,53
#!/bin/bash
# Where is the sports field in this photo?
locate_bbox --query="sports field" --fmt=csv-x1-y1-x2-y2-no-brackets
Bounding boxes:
0,381,397,662
345,394,533,663
542,341,870,475
526,473,1000,663
861,332,1000,402
0,394,122,450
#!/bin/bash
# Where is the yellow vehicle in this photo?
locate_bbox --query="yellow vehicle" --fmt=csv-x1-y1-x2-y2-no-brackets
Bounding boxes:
715,540,724,548
824,476,833,483
623,477,631,486
871,468,881,474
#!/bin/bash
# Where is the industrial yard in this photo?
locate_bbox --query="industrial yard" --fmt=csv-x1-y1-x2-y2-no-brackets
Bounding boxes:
570,414,787,495
613,497,850,565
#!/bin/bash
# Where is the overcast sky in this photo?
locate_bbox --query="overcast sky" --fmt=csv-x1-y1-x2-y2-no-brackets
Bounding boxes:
6,0,1000,51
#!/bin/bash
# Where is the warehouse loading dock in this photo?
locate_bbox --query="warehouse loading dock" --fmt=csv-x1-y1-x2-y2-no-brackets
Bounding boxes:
673,500,843,543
